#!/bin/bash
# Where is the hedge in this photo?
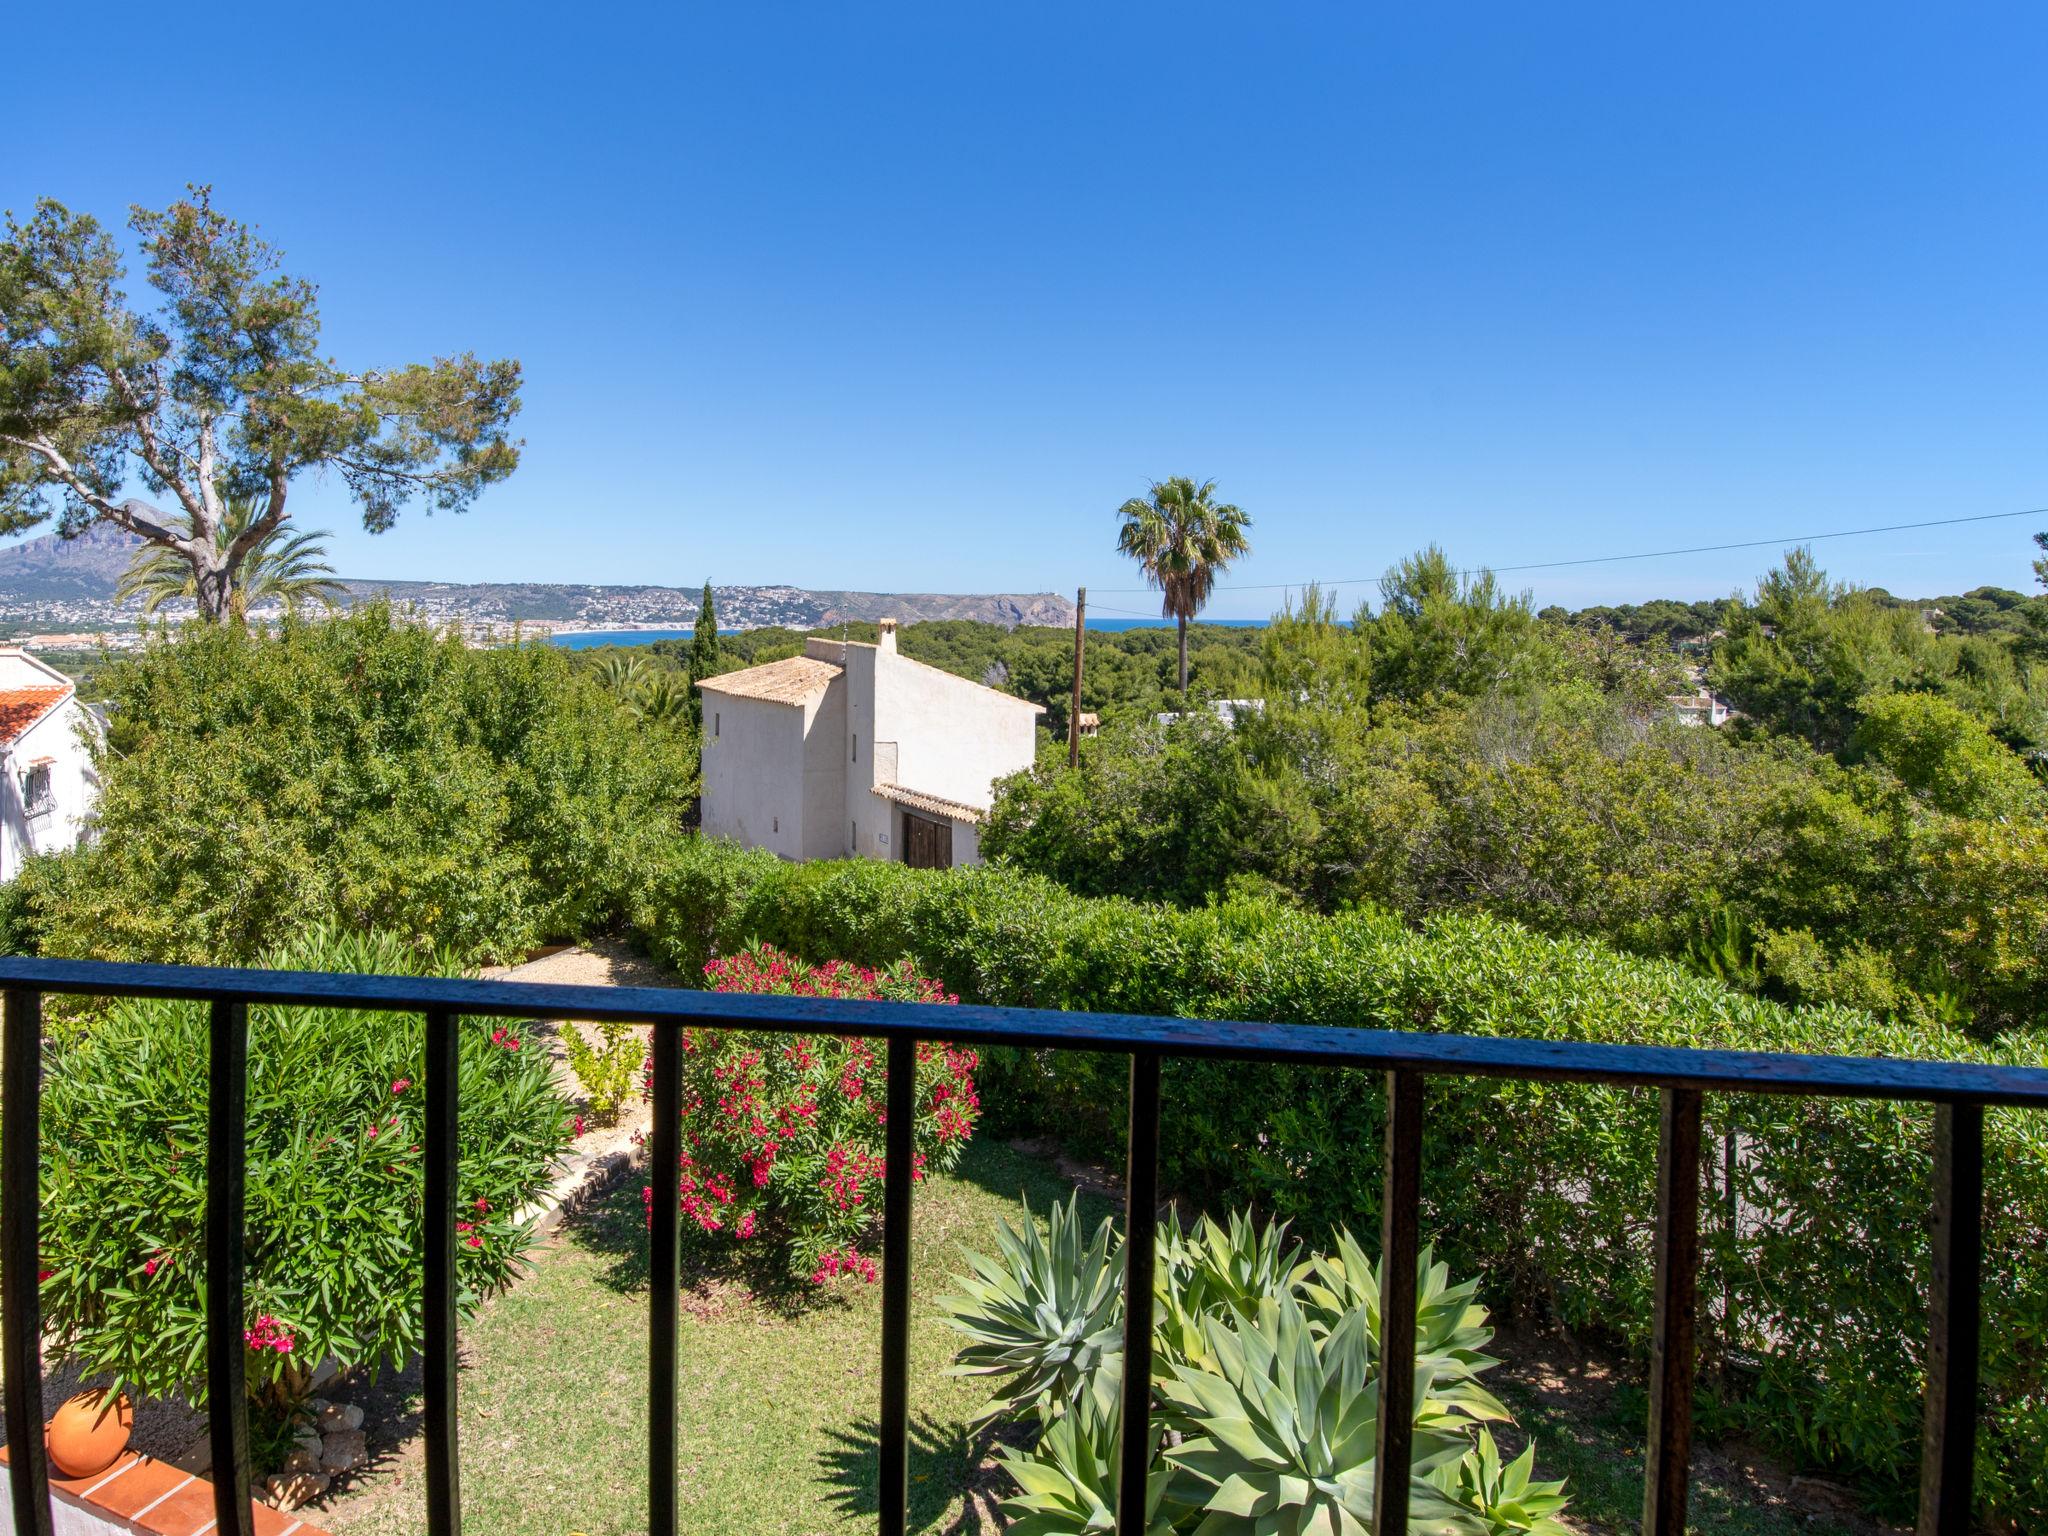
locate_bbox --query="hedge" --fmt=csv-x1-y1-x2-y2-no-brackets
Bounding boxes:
630,838,2048,1524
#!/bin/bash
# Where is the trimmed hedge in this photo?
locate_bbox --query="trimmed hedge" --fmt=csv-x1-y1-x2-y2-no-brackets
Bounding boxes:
631,838,2048,1523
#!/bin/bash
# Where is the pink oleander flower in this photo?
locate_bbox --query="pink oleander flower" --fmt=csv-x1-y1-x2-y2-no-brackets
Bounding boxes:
391,1078,412,1095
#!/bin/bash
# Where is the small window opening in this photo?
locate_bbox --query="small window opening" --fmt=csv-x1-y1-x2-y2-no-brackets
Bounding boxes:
714,712,720,738
852,733,858,762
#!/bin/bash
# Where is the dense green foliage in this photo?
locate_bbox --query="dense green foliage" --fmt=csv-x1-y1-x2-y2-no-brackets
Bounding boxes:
988,549,2048,1037
36,927,573,1452
945,1195,1569,1535
4,605,697,964
630,836,2048,1523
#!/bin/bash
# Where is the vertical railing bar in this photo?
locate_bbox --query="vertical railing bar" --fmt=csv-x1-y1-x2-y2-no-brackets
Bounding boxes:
1917,1100,1983,1536
207,1000,256,1536
1116,1049,1161,1536
3,988,53,1536
423,1009,461,1536
877,1035,916,1536
1643,1086,1702,1536
647,1021,681,1536
1373,1068,1424,1536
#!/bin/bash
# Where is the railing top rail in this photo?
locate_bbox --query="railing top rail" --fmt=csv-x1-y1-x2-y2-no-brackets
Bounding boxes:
2,955,2044,1107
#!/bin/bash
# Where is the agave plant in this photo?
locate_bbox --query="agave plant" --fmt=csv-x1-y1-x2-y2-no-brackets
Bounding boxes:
1433,1428,1573,1536
995,1377,1174,1536
1155,1208,1304,1373
1157,1295,1475,1535
937,1194,1124,1424
1297,1230,1510,1433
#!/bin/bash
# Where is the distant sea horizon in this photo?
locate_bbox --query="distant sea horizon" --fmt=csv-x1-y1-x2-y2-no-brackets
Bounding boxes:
548,617,1269,648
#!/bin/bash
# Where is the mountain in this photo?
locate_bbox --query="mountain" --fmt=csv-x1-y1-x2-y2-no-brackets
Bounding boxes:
0,526,1075,631
0,525,149,599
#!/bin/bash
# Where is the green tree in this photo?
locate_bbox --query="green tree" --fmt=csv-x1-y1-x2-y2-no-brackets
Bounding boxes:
0,188,522,620
690,580,720,726
1366,546,1542,704
1115,476,1252,692
114,486,343,620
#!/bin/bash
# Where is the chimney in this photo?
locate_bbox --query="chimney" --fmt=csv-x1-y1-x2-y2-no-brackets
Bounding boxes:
877,617,897,653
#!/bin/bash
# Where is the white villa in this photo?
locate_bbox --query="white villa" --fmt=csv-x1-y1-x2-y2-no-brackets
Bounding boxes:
0,648,101,881
696,620,1041,868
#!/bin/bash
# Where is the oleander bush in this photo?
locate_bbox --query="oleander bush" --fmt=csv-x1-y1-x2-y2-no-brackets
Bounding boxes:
645,942,979,1281
631,836,2048,1524
944,1195,1573,1536
35,927,574,1459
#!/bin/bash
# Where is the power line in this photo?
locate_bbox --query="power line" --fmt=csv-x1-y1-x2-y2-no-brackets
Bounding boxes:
1091,503,2048,596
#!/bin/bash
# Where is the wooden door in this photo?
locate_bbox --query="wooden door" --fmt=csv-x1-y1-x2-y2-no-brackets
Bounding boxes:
904,812,953,869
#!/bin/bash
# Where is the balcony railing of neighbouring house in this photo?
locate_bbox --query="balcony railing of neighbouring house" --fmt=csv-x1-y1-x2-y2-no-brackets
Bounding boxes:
2,956,2045,1536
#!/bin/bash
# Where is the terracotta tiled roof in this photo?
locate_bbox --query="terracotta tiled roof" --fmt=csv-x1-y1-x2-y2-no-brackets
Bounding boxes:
0,685,70,746
874,782,987,824
695,656,842,705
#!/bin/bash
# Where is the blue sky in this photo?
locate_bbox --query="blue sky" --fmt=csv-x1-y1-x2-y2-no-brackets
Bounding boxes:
8,3,2046,617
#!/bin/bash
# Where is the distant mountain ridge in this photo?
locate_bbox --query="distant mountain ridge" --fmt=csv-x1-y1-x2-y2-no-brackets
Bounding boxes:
0,526,1075,630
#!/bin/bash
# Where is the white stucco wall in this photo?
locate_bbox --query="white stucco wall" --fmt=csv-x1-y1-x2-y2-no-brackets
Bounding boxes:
0,658,99,884
802,680,848,861
698,691,810,860
871,647,1039,811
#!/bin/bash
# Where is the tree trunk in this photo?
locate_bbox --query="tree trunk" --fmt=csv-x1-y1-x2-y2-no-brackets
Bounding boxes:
192,548,234,623
1177,615,1189,694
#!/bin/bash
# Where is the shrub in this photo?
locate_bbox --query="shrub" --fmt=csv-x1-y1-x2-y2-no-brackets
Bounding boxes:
945,1196,1572,1536
10,605,697,966
559,1019,643,1126
646,942,979,1281
35,927,574,1460
630,838,2048,1524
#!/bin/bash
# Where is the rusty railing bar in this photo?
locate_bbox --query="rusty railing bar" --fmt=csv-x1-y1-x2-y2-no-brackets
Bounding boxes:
1373,1068,1425,1536
423,1009,461,1536
207,1000,256,1536
1917,1101,1983,1536
877,1035,916,1536
647,1022,681,1536
1117,1050,1161,1535
3,988,52,1536
1644,1085,1702,1536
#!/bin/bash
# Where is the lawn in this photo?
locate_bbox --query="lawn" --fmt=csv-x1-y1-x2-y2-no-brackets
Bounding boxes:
320,1136,1878,1536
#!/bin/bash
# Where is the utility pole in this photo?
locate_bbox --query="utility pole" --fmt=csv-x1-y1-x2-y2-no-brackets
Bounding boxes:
1068,586,1087,768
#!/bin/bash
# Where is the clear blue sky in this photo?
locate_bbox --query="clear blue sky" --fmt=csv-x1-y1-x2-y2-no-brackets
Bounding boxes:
8,2,2046,617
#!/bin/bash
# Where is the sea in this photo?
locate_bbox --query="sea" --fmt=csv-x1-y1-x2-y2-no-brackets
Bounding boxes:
548,617,1267,648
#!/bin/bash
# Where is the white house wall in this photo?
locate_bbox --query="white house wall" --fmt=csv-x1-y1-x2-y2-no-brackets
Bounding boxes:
802,680,848,861
0,699,98,883
872,650,1038,810
699,693,809,860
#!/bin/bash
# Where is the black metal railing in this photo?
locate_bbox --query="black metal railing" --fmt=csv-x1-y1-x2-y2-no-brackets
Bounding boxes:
2,957,2045,1536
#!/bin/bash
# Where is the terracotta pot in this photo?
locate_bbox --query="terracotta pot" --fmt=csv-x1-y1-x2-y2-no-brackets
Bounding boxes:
45,1389,132,1479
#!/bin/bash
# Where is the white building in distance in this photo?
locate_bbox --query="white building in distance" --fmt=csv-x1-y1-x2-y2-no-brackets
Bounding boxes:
0,649,101,880
696,620,1041,868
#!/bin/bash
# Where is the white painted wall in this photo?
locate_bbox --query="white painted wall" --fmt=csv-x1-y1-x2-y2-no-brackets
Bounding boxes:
0,652,100,884
698,691,809,860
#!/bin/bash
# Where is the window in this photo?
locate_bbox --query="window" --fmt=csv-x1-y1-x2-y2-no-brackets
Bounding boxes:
714,712,720,738
852,733,858,762
21,764,52,818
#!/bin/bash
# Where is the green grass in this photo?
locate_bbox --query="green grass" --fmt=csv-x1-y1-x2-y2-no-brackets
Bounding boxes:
324,1136,1873,1536
326,1138,1112,1536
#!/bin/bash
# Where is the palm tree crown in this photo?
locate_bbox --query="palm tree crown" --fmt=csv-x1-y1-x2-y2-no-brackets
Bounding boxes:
1115,476,1252,692
115,489,345,622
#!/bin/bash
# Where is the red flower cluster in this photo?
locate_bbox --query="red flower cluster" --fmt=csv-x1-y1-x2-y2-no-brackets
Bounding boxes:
642,943,980,1284
243,1315,295,1354
490,1028,521,1051
810,1247,879,1285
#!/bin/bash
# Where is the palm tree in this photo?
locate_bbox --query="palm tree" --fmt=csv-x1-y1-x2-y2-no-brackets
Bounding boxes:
597,653,650,696
116,488,344,622
1115,477,1253,692
634,672,693,726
